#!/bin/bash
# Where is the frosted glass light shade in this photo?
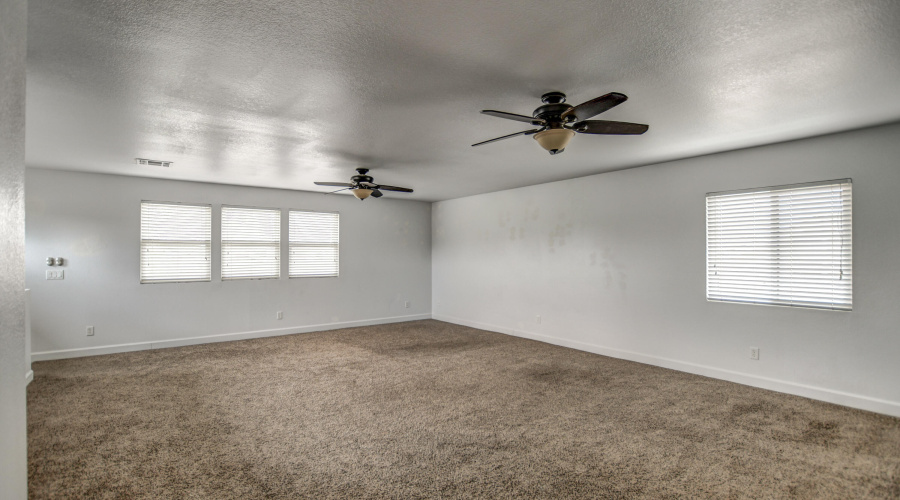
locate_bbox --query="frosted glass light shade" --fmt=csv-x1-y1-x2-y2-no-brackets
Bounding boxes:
533,128,575,153
352,188,373,200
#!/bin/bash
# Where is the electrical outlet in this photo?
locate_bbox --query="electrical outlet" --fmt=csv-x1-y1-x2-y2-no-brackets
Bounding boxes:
404,301,410,309
86,326,94,336
750,347,759,360
276,311,283,320
536,315,541,325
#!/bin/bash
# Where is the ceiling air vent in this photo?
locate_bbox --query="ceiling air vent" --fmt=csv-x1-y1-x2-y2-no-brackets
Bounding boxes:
135,158,172,167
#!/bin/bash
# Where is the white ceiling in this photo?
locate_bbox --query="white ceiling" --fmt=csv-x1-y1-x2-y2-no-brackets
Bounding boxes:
26,0,900,201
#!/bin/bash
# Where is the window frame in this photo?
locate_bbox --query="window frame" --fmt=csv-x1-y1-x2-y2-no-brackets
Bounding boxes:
140,200,212,284
705,179,852,311
220,204,283,281
288,209,340,279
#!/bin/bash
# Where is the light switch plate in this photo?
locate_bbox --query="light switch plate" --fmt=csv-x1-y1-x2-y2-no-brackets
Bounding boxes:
45,270,65,280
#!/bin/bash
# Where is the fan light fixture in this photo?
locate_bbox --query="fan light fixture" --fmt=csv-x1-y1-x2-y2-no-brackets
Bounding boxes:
352,188,373,200
533,128,575,154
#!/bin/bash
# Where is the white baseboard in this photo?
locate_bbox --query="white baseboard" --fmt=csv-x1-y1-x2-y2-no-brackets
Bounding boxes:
31,314,432,362
433,314,900,418
25,370,33,386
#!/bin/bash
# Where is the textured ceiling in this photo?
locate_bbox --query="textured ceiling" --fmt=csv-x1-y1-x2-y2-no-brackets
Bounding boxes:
26,0,900,201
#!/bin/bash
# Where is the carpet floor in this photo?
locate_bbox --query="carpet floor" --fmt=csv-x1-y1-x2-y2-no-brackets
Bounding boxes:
28,320,900,499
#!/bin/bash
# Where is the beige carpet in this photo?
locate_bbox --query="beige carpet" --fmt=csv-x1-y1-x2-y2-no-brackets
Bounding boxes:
28,320,900,499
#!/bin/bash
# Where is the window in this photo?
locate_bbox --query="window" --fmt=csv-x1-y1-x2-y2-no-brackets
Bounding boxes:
706,179,852,311
221,206,281,280
140,202,211,283
289,210,339,277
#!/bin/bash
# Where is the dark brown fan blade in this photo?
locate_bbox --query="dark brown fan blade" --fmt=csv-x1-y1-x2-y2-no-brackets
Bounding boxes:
375,184,413,193
561,92,628,121
572,120,648,135
314,181,354,187
371,189,383,198
472,129,540,147
481,110,546,126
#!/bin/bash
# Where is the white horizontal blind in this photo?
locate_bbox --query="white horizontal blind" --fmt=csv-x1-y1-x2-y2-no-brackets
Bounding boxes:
706,179,852,311
222,206,281,280
290,210,339,277
140,202,211,284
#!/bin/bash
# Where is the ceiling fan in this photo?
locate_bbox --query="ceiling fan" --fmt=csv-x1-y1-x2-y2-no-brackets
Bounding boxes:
473,91,648,155
314,168,413,200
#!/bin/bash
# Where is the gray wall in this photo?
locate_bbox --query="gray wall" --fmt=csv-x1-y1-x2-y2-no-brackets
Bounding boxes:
433,122,900,417
26,169,431,357
0,0,28,497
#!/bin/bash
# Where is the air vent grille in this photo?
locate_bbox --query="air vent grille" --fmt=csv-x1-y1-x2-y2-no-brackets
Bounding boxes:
135,158,172,167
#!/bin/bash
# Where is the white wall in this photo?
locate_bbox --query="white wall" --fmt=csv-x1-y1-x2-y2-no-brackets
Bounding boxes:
26,169,431,358
433,122,900,417
0,0,28,497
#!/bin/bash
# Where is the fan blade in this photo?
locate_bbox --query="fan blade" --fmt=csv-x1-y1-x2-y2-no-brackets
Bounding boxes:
324,188,351,195
572,120,648,135
561,92,628,121
314,181,354,187
375,184,413,193
471,129,540,147
371,189,383,198
481,110,546,126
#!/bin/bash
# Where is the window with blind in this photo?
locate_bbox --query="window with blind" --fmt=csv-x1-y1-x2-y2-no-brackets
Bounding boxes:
289,210,340,277
140,202,211,284
706,179,852,311
221,206,281,280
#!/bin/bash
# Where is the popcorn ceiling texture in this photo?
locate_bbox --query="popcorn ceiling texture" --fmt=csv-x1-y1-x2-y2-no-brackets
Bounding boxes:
28,320,900,498
0,0,28,497
25,0,900,201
